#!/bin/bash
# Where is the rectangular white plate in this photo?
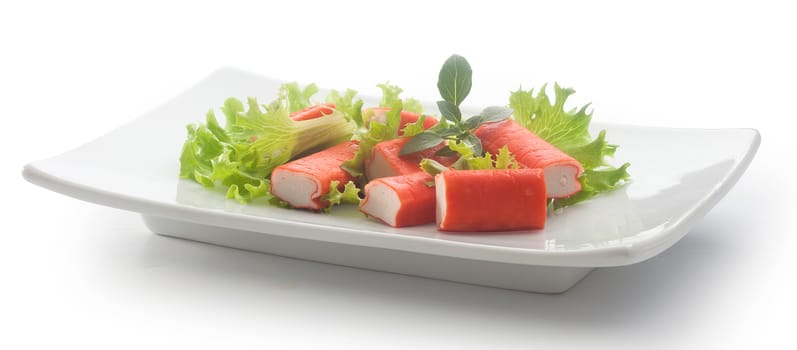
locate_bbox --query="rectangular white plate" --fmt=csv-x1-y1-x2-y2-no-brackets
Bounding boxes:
22,68,760,293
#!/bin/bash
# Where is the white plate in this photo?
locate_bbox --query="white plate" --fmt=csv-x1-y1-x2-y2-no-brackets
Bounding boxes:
22,68,760,293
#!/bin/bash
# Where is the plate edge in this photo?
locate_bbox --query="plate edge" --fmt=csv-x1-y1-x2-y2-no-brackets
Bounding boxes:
619,128,762,264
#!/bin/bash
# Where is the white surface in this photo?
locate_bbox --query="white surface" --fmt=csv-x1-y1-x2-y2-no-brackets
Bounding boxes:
3,0,795,348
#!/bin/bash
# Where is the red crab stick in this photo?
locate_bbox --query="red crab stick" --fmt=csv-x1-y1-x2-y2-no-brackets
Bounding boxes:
270,140,359,210
366,137,458,180
366,108,438,135
435,169,547,232
474,120,583,198
290,103,336,121
360,172,436,227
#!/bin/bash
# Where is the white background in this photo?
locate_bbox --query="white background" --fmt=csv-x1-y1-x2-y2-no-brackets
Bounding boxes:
3,0,795,349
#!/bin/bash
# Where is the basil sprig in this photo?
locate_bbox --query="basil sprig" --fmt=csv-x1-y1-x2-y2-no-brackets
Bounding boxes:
400,54,512,156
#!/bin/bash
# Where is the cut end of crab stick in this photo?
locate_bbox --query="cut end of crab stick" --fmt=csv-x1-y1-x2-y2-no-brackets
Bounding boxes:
474,119,584,198
366,137,457,180
360,182,402,227
270,171,321,208
360,172,436,227
435,169,547,232
543,163,583,198
270,140,359,210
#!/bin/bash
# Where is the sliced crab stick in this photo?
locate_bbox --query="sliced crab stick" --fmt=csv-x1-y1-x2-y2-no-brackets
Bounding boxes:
366,108,438,135
435,169,547,232
366,137,457,180
474,119,583,198
360,172,436,227
270,140,359,210
290,103,336,121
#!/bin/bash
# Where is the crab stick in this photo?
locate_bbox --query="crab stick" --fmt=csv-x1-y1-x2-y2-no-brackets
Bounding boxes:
360,172,436,227
270,140,359,210
474,119,583,198
366,108,438,135
290,103,336,121
366,137,458,180
435,169,547,232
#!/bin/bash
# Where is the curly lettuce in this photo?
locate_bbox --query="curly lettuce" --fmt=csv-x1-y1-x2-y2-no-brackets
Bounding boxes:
509,83,630,209
447,140,519,170
279,82,319,113
419,141,518,180
377,82,423,113
179,84,355,203
321,180,362,212
399,114,431,137
326,88,364,128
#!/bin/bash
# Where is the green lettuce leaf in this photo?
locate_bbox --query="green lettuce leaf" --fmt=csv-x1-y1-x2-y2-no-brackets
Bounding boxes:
447,141,519,170
551,164,631,209
179,84,356,204
321,180,362,212
403,99,424,114
377,82,423,113
230,97,352,175
179,110,274,202
510,83,594,152
227,180,270,203
400,114,429,137
279,82,319,113
326,88,364,128
509,84,630,208
494,145,520,170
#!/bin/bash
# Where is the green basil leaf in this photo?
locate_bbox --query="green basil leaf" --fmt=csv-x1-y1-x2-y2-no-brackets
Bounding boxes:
400,131,444,155
463,116,482,130
434,146,458,157
437,54,472,106
437,127,461,138
478,106,513,124
428,117,450,133
437,100,462,123
462,132,483,156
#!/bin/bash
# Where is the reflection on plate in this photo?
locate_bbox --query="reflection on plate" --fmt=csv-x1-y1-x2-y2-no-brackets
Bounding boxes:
22,67,760,293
